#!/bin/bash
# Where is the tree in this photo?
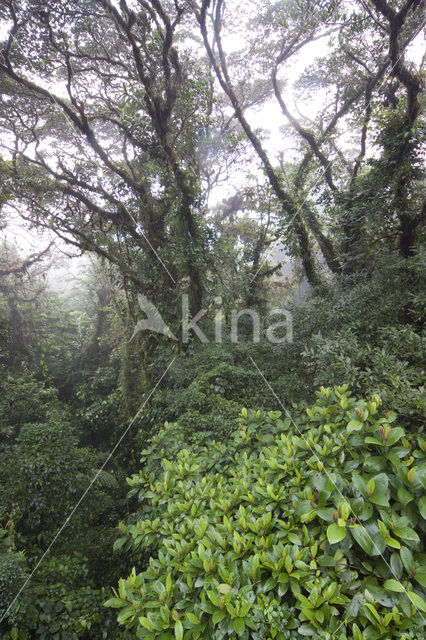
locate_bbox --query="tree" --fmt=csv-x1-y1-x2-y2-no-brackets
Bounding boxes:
0,0,424,350
192,0,425,278
0,0,211,328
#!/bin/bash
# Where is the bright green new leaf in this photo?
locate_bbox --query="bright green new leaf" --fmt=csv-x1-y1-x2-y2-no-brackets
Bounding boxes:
327,523,346,544
233,618,245,635
174,620,183,640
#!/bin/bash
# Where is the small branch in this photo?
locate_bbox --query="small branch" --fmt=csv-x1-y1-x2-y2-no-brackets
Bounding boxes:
0,242,53,277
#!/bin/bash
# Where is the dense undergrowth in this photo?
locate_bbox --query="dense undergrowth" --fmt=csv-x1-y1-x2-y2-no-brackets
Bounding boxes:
0,255,424,639
107,387,426,639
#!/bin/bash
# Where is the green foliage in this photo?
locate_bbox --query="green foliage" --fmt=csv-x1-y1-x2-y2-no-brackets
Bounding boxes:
0,413,103,538
108,387,426,638
0,530,30,630
141,359,252,445
77,386,122,448
0,373,60,439
288,253,425,427
0,5,424,636
301,326,424,428
0,540,129,640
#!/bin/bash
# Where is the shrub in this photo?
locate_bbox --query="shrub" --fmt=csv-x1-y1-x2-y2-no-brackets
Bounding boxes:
300,327,425,429
0,374,60,440
0,418,104,539
0,544,129,640
141,359,257,439
107,386,426,639
0,550,30,630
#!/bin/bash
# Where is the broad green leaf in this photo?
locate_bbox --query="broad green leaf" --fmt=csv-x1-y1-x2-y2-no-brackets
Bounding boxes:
407,591,426,613
352,473,366,496
363,456,386,473
350,525,375,556
419,496,426,519
317,555,335,567
316,507,336,522
300,509,316,523
327,523,346,544
212,610,226,624
299,623,317,636
352,497,373,520
369,492,389,507
390,552,403,578
288,532,301,545
175,620,184,640
398,486,414,506
186,612,200,625
414,568,426,588
166,573,172,592
347,420,363,432
297,593,314,609
262,576,277,591
113,537,126,551
394,526,420,542
352,623,362,640
104,597,124,608
233,618,245,635
365,603,382,624
400,547,415,573
365,478,376,498
383,579,405,593
386,537,401,549
386,428,404,446
365,584,394,607
207,590,220,607
365,437,382,446
139,617,154,632
347,595,360,617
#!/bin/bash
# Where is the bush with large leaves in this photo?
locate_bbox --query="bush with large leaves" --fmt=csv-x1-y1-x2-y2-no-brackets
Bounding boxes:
107,386,426,639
